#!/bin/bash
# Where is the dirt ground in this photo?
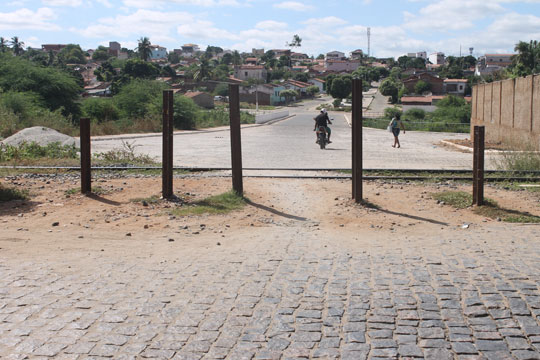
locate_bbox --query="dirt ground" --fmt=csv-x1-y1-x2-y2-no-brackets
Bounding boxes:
1,174,539,260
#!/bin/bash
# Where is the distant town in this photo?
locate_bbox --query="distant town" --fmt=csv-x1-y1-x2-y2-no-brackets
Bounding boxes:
12,38,518,107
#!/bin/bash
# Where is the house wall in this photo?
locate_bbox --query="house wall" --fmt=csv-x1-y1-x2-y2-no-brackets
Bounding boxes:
471,75,539,149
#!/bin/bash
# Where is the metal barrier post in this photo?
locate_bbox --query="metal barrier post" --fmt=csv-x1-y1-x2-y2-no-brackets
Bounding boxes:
352,79,363,201
229,84,243,195
80,117,91,194
162,90,174,199
473,125,485,206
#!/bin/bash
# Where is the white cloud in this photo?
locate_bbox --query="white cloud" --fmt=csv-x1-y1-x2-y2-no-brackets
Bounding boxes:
95,0,114,8
177,20,239,40
42,0,82,6
72,9,194,39
122,0,241,8
302,16,348,28
404,0,505,32
0,7,61,31
273,1,313,11
255,20,288,30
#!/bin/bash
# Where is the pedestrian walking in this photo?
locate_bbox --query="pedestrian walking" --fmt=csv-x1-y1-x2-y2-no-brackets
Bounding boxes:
389,113,405,148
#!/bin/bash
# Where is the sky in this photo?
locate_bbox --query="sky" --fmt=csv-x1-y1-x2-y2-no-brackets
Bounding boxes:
1,0,539,59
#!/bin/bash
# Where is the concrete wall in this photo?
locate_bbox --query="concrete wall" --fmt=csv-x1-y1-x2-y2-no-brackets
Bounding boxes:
471,75,539,149
255,111,289,124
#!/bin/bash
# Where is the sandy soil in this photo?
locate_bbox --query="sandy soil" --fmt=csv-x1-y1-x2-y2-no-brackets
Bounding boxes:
1,175,539,260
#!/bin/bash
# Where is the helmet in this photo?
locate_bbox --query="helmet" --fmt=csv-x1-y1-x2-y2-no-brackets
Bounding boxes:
321,108,327,114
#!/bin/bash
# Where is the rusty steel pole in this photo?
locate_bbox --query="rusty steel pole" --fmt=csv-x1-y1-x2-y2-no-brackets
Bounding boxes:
229,84,243,196
473,125,485,206
80,117,91,194
162,90,174,199
352,78,363,201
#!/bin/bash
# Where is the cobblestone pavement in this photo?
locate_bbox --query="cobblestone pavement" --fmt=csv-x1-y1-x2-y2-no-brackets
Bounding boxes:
1,224,540,359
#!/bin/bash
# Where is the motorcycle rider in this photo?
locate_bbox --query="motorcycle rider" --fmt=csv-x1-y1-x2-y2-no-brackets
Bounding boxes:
313,108,332,143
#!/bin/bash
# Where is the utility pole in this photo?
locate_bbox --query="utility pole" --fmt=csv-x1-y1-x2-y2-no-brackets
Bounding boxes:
367,27,371,57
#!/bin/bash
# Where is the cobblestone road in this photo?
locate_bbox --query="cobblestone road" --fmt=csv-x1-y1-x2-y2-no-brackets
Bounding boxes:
1,224,540,359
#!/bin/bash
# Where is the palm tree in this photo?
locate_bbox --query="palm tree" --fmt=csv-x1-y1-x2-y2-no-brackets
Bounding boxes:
193,57,211,82
10,36,24,56
513,40,539,75
136,37,152,62
0,37,7,53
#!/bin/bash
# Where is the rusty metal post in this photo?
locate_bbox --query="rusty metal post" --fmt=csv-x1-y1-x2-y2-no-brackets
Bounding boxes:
229,84,243,195
80,117,91,194
352,78,363,201
473,125,485,206
162,90,174,199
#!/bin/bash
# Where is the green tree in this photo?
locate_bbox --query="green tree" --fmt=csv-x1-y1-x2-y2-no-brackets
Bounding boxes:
10,36,24,56
389,67,401,80
512,40,540,76
316,54,325,60
293,72,309,83
173,95,200,129
194,57,211,82
136,37,152,62
0,53,81,117
114,79,167,118
123,58,159,79
92,45,111,61
414,80,431,94
57,44,87,64
329,75,352,100
379,78,399,104
232,50,241,65
81,97,119,123
306,85,319,97
279,89,298,105
221,53,233,65
168,52,180,64
287,34,302,48
0,37,8,53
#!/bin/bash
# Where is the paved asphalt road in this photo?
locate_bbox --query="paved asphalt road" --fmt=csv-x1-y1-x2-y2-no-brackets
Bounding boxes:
92,98,494,170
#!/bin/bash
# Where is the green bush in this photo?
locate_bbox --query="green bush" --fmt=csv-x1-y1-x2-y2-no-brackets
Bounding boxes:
0,91,45,120
114,79,167,118
384,107,402,119
81,97,120,123
173,95,200,129
403,108,426,121
0,142,79,162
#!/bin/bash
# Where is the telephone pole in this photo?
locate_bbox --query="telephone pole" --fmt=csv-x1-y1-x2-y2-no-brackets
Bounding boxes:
367,27,371,57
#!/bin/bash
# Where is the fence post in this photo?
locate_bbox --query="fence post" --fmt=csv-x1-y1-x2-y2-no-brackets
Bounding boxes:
162,90,174,199
473,125,485,206
352,79,363,201
80,117,91,194
229,84,243,195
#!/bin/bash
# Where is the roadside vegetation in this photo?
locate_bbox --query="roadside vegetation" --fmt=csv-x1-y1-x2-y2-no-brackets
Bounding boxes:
172,191,246,216
0,53,255,140
363,95,471,133
432,191,540,223
0,184,28,202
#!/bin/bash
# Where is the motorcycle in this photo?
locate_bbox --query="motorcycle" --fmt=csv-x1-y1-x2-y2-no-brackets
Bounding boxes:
316,126,328,149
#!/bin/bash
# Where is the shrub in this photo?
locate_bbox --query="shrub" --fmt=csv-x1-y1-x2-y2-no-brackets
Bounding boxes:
114,79,168,118
384,107,402,119
173,95,200,129
403,108,426,121
81,97,120,123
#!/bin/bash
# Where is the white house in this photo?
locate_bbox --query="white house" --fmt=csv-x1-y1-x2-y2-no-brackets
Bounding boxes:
326,51,345,60
444,79,468,95
233,65,267,81
429,52,445,65
308,78,325,94
181,44,200,58
475,54,514,76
